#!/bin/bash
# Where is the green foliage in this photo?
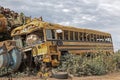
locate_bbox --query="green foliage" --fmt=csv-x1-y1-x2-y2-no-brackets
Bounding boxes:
58,52,120,77
113,52,120,70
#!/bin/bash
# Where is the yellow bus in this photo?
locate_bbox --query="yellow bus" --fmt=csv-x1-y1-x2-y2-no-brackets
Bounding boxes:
11,18,114,67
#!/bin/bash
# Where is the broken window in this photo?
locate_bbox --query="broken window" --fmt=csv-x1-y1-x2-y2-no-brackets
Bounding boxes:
70,31,73,40
57,33,62,40
91,34,94,42
74,32,78,40
64,30,68,40
86,33,90,42
79,32,83,41
105,36,112,43
26,30,44,46
94,34,97,42
96,35,105,42
83,33,86,41
46,29,55,39
96,35,100,42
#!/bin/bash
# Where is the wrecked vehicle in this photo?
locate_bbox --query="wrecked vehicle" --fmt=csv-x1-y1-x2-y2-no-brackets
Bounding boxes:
0,16,114,77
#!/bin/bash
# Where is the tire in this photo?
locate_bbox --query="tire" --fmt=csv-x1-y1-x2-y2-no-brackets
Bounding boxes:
53,72,68,79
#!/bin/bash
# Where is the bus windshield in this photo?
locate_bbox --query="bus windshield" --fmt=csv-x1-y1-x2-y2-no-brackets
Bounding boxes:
13,29,44,48
26,33,42,46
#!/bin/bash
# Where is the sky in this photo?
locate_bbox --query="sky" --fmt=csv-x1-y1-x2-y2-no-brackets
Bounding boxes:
0,0,120,51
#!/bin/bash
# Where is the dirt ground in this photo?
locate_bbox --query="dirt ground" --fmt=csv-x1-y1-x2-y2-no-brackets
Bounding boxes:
0,72,120,80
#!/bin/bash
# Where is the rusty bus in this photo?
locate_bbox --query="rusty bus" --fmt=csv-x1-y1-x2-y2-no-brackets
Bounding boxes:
0,18,114,75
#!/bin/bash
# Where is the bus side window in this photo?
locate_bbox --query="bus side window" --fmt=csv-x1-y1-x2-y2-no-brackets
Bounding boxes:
75,32,78,40
108,36,111,43
105,36,111,43
70,31,73,40
79,32,83,41
83,33,86,41
96,35,99,42
64,30,68,40
91,34,95,42
57,33,62,40
109,36,112,43
86,33,90,42
99,35,103,42
94,34,97,42
46,29,55,39
103,36,105,42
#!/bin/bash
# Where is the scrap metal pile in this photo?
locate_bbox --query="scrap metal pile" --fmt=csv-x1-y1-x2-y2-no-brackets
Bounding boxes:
0,6,30,41
0,6,30,76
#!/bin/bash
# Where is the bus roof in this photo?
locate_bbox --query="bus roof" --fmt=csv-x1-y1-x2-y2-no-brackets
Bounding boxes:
11,18,111,37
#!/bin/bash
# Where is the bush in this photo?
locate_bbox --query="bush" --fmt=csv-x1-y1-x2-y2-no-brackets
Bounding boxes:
57,52,120,77
113,52,120,70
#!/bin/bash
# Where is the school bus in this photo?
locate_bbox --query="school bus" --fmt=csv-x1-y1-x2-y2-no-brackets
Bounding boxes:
11,18,114,68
